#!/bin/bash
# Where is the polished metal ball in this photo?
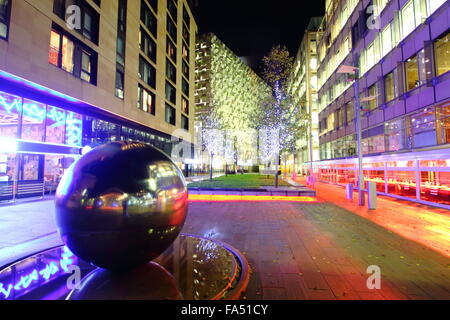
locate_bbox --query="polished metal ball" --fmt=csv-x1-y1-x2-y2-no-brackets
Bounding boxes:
55,141,188,271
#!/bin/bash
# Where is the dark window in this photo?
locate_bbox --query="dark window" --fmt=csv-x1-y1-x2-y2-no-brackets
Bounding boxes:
165,103,176,125
49,26,98,85
183,6,190,27
182,78,189,97
140,27,157,63
117,36,125,66
166,36,177,62
115,0,127,99
138,84,156,115
351,2,372,48
53,0,100,44
181,115,189,131
165,81,176,104
167,0,177,23
0,0,11,40
167,14,177,41
182,60,189,79
166,58,176,83
139,56,156,88
141,0,157,37
145,0,157,13
182,24,190,46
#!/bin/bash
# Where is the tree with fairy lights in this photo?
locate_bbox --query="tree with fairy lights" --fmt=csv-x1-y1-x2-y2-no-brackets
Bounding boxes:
255,45,309,187
199,109,225,181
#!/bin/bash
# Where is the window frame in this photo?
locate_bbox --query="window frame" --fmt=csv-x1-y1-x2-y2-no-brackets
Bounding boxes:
141,0,157,37
140,27,157,63
53,0,100,45
137,84,156,115
0,0,12,41
165,80,176,104
49,26,98,85
166,58,177,84
434,30,450,77
167,13,177,42
139,55,156,89
165,103,176,126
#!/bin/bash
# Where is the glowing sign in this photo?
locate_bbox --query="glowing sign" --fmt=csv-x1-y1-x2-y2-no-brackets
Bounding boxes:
0,246,77,300
65,111,83,147
0,91,83,147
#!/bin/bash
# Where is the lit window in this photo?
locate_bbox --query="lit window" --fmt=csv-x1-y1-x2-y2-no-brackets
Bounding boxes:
384,72,395,102
115,69,124,99
368,84,378,111
382,24,392,56
427,0,446,14
405,54,419,91
366,43,374,70
182,97,189,114
137,85,155,115
435,31,450,77
49,31,61,66
401,0,415,38
62,36,75,73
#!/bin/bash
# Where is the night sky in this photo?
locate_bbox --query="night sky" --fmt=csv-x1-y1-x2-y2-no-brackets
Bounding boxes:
192,1,325,74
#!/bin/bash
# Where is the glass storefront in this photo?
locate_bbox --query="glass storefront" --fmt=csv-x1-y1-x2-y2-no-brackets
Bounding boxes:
321,102,450,161
0,90,83,146
0,88,189,201
315,154,450,207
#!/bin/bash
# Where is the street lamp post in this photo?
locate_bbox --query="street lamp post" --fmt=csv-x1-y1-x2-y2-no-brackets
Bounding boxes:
354,69,365,206
338,65,365,206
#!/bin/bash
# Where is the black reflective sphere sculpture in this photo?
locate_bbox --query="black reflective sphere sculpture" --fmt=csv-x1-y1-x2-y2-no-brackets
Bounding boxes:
55,141,188,271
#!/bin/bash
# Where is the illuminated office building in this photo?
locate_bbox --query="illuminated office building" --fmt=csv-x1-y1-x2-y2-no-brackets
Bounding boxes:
195,33,270,169
314,0,450,208
287,17,322,175
0,0,197,200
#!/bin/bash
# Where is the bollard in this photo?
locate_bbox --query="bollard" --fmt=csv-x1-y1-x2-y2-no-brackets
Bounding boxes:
346,183,354,200
368,181,377,210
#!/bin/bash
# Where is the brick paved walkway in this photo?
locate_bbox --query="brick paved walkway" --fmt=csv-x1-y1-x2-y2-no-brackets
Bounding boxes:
293,177,450,258
185,201,450,300
0,195,449,300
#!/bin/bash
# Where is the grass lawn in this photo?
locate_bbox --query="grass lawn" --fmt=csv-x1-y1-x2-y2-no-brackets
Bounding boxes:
187,173,291,189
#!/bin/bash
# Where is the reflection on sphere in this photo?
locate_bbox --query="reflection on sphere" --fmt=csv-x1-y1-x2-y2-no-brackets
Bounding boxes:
55,141,188,271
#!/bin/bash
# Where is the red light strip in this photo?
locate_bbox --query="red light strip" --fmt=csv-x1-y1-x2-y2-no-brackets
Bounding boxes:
188,194,320,203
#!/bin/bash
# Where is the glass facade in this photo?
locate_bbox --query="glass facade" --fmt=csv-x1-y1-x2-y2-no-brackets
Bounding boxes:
0,91,82,146
316,156,450,206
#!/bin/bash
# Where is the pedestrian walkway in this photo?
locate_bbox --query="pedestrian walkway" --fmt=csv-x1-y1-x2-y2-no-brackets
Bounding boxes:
185,174,223,183
0,199,57,251
187,200,450,300
292,177,450,258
